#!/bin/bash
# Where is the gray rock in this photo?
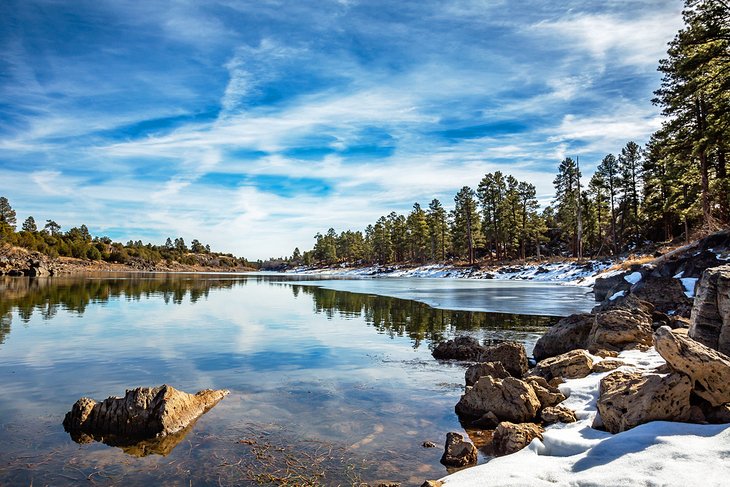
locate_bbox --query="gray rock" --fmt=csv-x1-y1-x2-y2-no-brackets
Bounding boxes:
689,264,730,355
432,336,485,361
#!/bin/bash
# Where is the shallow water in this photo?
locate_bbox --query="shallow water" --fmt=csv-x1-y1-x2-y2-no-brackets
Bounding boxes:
0,274,592,486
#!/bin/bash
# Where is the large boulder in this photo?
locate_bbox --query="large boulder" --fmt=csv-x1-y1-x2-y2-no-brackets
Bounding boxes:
492,422,543,456
432,336,485,361
63,385,229,439
465,361,510,387
688,264,730,355
477,341,528,377
532,349,594,381
654,325,730,407
588,296,654,351
439,432,477,468
455,376,541,423
532,313,594,361
632,276,693,317
594,371,692,433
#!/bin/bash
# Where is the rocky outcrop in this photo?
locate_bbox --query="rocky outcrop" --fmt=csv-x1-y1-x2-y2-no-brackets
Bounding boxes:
477,342,528,377
532,349,594,381
533,313,594,361
588,296,654,351
439,432,477,468
465,361,510,387
594,371,692,434
492,422,543,456
688,264,730,355
63,385,229,439
433,336,485,361
524,376,566,409
632,276,693,317
455,376,541,423
654,325,730,407
540,405,577,425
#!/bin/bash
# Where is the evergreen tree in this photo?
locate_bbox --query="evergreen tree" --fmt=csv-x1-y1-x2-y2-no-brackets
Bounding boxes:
595,154,621,252
477,172,506,259
22,216,37,233
406,203,430,262
0,197,17,229
452,186,482,264
618,141,644,245
44,220,61,236
427,199,449,261
553,158,581,257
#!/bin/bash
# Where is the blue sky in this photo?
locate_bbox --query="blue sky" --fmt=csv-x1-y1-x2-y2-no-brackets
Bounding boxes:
0,0,684,259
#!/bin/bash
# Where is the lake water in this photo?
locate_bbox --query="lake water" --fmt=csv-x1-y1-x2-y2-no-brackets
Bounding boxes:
0,274,594,486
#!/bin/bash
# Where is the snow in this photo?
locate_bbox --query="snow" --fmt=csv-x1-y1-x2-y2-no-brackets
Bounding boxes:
624,271,643,285
288,260,616,285
608,290,626,301
439,348,730,487
680,277,698,298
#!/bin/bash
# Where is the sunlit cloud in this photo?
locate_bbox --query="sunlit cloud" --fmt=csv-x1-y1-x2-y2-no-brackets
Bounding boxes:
0,0,684,259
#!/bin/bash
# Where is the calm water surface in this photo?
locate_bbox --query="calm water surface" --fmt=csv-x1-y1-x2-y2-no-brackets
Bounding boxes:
0,274,593,486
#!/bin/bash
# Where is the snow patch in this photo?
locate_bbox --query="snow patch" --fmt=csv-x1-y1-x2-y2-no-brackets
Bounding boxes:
608,290,626,301
680,277,698,298
624,271,642,285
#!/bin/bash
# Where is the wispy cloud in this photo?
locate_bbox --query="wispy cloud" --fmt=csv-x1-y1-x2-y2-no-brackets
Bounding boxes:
0,0,683,258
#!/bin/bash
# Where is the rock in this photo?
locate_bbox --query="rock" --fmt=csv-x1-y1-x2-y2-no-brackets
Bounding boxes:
477,341,528,377
594,371,692,433
433,336,485,361
422,441,437,448
455,376,541,423
594,271,633,302
532,349,594,381
439,432,478,468
63,385,229,439
465,361,510,387
523,376,566,408
654,326,730,407
471,411,500,429
699,401,730,424
540,405,577,424
533,313,594,361
681,249,723,278
590,349,619,358
592,359,624,373
492,422,543,456
632,276,693,317
688,265,730,355
588,296,654,351
421,481,444,487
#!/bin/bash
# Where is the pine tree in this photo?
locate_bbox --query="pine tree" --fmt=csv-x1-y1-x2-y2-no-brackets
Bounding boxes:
618,141,643,246
595,154,621,252
477,172,506,259
22,216,37,233
407,203,430,262
427,199,448,261
452,186,482,264
553,158,581,257
0,197,17,229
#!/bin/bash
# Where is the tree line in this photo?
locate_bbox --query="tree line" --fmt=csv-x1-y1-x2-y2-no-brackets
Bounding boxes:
0,197,252,268
293,0,729,267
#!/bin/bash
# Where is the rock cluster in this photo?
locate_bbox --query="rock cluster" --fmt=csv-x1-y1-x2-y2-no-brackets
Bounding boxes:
0,249,55,276
63,385,229,442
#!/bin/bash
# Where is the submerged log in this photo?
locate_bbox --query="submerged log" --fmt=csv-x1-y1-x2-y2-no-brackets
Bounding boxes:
63,384,229,441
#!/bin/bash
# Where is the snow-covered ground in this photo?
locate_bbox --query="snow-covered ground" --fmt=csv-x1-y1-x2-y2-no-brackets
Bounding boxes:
440,348,730,486
288,260,615,285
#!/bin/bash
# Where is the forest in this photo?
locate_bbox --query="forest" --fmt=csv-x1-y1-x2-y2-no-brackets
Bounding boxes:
292,0,729,267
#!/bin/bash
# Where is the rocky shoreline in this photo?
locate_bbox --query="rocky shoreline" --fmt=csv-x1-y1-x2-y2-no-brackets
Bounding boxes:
423,252,730,485
0,244,254,276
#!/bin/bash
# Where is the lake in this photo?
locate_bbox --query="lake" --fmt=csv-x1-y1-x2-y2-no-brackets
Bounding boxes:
0,273,594,486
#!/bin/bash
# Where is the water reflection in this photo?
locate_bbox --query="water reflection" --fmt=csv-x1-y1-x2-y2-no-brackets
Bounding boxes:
1,275,555,352
294,285,556,349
